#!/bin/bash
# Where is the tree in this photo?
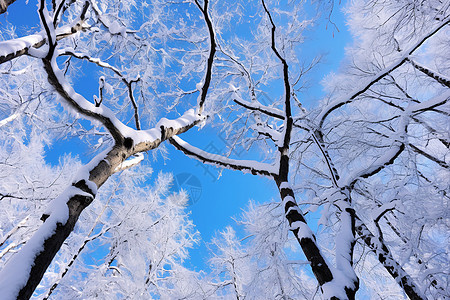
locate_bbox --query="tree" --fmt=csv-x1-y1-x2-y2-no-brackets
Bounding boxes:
0,0,448,299
0,0,214,298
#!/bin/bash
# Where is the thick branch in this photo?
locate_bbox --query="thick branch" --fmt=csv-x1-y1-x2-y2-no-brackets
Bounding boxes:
0,145,130,299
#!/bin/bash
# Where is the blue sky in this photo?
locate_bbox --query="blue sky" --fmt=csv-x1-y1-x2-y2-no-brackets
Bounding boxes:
1,0,351,274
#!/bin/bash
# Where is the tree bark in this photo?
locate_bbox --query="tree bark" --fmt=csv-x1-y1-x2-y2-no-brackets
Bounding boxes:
0,0,17,14
355,216,425,300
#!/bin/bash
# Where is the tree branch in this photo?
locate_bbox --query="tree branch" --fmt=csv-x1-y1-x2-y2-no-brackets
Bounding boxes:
233,98,285,120
318,16,450,130
60,50,142,130
407,58,450,88
196,0,216,114
169,136,277,177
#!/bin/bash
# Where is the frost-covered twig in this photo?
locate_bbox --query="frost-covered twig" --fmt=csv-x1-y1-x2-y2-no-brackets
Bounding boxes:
0,215,29,248
317,16,450,129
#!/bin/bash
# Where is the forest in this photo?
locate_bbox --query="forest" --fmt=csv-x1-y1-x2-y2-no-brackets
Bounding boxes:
0,0,448,299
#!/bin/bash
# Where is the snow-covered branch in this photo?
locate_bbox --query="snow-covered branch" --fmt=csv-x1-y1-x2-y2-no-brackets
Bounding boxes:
233,98,285,120
0,2,89,65
60,50,142,129
355,216,425,300
407,58,450,88
317,16,450,129
170,136,277,177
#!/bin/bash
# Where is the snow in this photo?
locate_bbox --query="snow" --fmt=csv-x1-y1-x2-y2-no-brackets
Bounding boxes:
0,193,73,299
0,112,20,127
338,142,402,187
114,153,144,172
321,273,355,300
108,21,127,36
317,17,450,126
334,202,358,285
171,135,277,177
371,201,398,221
0,34,43,59
0,20,86,62
44,186,92,224
280,182,291,189
408,89,450,114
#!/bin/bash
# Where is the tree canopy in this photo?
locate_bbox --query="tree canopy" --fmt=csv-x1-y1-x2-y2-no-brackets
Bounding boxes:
0,0,448,299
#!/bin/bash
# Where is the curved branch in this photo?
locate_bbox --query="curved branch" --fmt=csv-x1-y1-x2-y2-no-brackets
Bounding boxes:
169,136,277,177
60,51,142,130
43,58,127,144
196,0,216,114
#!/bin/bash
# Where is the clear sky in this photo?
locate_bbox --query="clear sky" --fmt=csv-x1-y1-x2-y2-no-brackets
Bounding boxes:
1,0,351,274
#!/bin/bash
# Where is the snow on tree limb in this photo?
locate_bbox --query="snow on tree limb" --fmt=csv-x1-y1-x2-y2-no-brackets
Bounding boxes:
407,58,450,88
0,3,89,65
355,216,425,300
233,98,285,120
317,16,450,129
170,135,277,177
